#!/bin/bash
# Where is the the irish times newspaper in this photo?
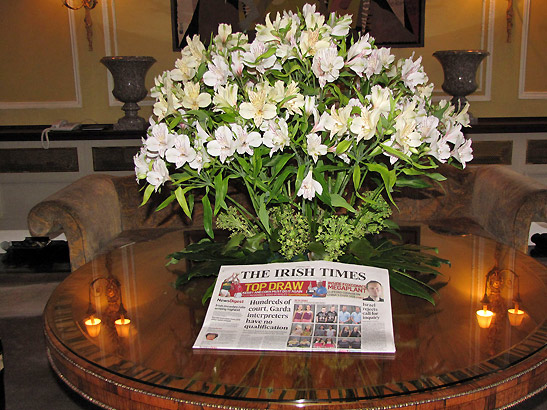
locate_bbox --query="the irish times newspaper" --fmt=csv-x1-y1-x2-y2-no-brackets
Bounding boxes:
193,261,396,353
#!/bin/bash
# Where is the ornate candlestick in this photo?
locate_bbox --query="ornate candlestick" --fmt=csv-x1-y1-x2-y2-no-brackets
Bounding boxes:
100,56,156,130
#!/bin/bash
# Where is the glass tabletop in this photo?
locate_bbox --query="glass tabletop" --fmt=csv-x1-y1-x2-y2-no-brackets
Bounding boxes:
44,226,547,403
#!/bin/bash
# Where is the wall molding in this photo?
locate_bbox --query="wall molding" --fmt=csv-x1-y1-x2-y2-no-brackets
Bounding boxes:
0,8,83,110
434,0,494,102
103,0,153,108
519,0,547,100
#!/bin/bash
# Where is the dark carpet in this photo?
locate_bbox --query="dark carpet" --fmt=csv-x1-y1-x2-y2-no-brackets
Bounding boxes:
0,316,101,410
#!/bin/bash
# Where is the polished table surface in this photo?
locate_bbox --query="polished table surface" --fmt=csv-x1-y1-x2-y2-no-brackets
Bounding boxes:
44,226,547,409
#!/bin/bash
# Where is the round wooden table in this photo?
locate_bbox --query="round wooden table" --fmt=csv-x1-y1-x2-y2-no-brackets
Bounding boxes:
44,227,547,409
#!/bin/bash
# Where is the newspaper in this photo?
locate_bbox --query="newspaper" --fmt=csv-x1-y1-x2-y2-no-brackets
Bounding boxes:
193,261,396,353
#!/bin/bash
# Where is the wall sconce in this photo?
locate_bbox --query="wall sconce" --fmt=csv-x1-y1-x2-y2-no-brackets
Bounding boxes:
476,266,525,328
62,0,98,51
84,275,132,338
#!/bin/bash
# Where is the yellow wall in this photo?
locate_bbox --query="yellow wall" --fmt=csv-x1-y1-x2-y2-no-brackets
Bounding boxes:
0,0,545,126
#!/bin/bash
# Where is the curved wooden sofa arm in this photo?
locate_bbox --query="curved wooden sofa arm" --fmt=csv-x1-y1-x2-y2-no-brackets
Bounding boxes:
471,165,547,253
28,174,123,271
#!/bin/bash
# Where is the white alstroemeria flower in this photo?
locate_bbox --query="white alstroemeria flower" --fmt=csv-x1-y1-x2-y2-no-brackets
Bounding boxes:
311,111,329,133
394,114,421,153
350,108,379,142
453,103,471,127
417,83,434,100
304,96,316,117
194,121,209,146
302,4,325,30
165,134,197,168
188,149,210,173
207,125,237,163
346,34,373,76
300,30,330,57
240,87,277,127
312,46,344,88
276,81,304,115
329,14,352,37
242,40,278,73
230,50,245,77
181,82,211,110
370,85,392,118
306,133,328,163
213,24,238,50
400,55,428,91
444,122,464,145
452,138,473,167
270,81,286,104
150,74,165,99
347,34,372,61
213,84,238,112
263,118,290,156
181,35,206,65
428,136,451,163
134,148,150,180
297,170,323,200
324,105,352,138
145,122,175,158
203,55,231,90
364,48,395,78
146,159,170,191
231,124,262,155
153,95,169,121
170,55,198,82
417,115,440,144
255,13,279,42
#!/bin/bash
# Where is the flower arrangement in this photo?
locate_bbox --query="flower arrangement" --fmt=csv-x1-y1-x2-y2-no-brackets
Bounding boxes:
135,4,471,303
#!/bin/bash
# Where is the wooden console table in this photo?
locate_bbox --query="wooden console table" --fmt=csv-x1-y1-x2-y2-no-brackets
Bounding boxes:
43,227,546,409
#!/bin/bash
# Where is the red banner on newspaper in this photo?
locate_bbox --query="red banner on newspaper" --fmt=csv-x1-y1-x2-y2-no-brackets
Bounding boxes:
219,280,324,298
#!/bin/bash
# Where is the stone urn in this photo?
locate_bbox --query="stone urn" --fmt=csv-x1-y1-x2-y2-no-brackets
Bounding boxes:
433,50,489,120
100,56,156,130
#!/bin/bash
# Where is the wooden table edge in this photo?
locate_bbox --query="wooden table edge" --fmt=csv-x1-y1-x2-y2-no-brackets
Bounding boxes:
44,318,547,410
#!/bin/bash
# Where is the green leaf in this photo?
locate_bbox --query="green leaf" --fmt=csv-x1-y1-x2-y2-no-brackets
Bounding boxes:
336,139,352,154
352,166,362,190
294,164,307,193
395,177,431,189
155,194,176,212
218,113,237,123
202,194,214,239
366,163,396,202
255,46,277,62
213,173,228,215
243,232,267,252
140,184,155,206
330,193,356,212
174,187,192,218
427,172,447,181
258,201,271,234
389,272,435,305
202,282,215,305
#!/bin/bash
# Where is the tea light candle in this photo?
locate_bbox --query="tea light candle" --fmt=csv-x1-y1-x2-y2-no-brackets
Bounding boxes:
85,317,102,337
115,318,131,337
476,308,494,328
507,308,525,326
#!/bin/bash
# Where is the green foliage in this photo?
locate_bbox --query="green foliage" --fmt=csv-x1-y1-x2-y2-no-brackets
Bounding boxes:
215,207,258,238
270,205,311,260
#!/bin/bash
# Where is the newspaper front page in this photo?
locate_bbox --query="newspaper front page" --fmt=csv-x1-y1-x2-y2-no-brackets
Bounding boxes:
193,261,396,353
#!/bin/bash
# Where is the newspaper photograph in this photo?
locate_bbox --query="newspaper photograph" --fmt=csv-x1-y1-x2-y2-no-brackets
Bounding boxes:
193,261,396,353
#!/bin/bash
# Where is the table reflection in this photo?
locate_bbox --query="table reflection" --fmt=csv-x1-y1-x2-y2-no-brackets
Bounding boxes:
44,226,546,402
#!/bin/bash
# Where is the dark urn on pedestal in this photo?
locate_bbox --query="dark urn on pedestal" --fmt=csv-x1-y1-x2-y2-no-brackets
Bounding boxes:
433,50,489,121
100,56,156,130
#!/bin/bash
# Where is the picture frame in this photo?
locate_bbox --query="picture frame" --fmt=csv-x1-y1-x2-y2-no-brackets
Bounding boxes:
171,0,425,51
